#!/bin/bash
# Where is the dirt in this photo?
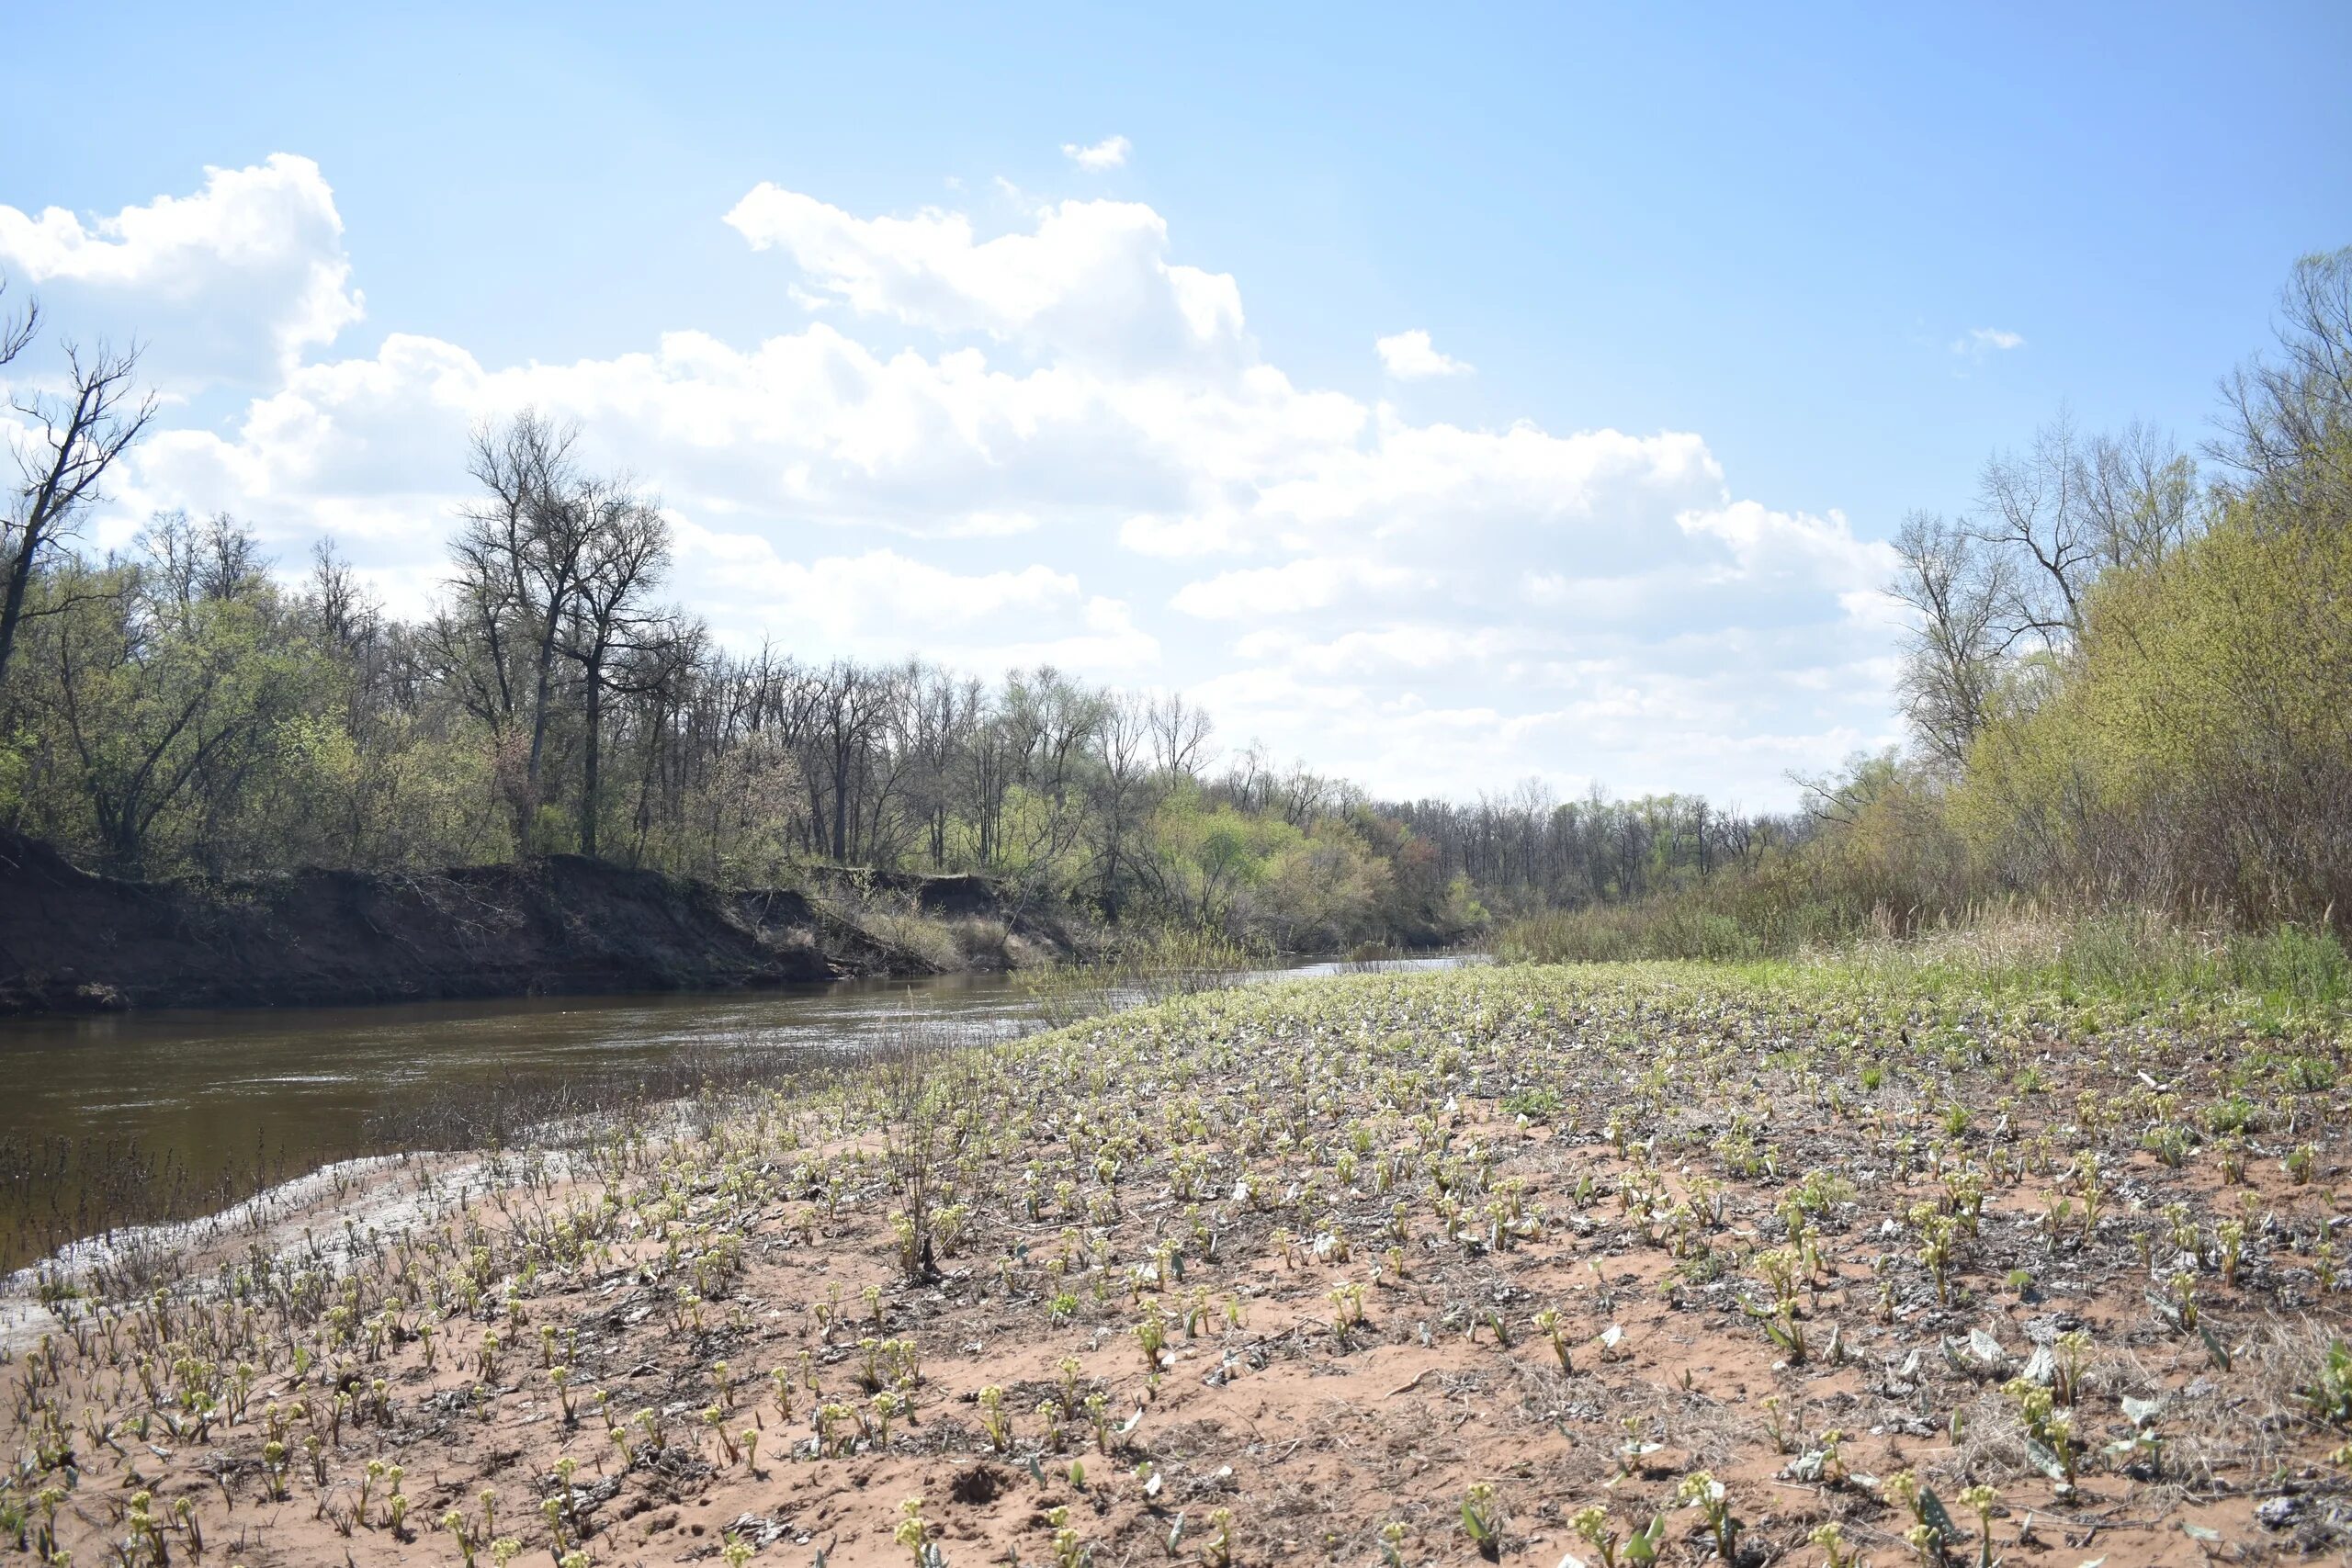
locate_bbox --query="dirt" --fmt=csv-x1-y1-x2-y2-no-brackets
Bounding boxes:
0,829,1059,1014
4,964,2349,1566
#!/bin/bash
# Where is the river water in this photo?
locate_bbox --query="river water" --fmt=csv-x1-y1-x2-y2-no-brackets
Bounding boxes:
0,959,1460,1270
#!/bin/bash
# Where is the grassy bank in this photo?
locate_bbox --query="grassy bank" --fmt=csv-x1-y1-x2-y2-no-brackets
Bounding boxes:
1500,899,2352,1027
6,962,2349,1564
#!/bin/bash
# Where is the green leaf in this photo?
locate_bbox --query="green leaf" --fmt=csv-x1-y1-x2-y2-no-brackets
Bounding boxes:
1918,1485,1959,1545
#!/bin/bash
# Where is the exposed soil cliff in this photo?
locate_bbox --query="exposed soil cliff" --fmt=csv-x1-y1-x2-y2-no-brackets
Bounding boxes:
0,831,1051,1014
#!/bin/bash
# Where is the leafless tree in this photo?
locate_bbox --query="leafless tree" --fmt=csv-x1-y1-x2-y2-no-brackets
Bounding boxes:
1890,510,2015,770
901,665,979,868
3,316,155,696
556,482,671,856
1148,692,1214,781
2211,245,2352,499
1970,410,2098,648
141,510,269,609
447,410,586,842
1091,693,1156,914
806,660,899,863
2078,422,2200,573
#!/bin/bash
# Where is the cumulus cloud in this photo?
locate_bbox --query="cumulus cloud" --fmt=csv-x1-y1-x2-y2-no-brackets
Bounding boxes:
722,186,1242,369
670,526,1159,671
1375,328,1471,379
0,153,361,389
1061,135,1131,171
53,155,1901,805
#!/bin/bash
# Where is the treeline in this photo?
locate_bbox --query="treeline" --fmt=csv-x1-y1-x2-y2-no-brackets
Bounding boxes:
0,308,1669,947
13,249,2337,962
1510,246,2352,963
1,265,1820,949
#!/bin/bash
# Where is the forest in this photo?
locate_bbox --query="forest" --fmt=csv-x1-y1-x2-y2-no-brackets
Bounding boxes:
2,249,2348,959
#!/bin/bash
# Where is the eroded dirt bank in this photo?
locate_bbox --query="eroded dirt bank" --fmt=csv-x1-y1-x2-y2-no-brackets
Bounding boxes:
0,829,1057,1014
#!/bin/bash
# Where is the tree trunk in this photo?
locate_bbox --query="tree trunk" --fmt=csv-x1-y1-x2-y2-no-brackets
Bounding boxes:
580,663,603,858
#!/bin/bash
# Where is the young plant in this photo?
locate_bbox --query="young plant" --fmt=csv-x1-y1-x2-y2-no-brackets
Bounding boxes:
893,1496,935,1568
1534,1307,1573,1371
1202,1506,1236,1568
2304,1340,2352,1427
1460,1483,1504,1561
1675,1472,1742,1562
1957,1484,1999,1568
978,1384,1012,1452
1568,1505,1663,1568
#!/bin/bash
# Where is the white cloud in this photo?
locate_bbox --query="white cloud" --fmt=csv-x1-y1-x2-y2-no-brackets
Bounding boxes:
0,153,361,389
56,156,1903,805
722,186,1242,369
1953,325,2025,356
1375,328,1472,379
1061,135,1132,171
1171,558,1420,619
665,525,1159,671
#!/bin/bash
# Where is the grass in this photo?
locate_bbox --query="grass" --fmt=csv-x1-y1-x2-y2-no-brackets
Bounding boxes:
1502,897,2352,1030
1792,908,2352,1020
1492,892,1859,965
5,959,2349,1564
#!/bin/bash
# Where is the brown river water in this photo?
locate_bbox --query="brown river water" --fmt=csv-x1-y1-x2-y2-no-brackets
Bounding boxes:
0,959,1461,1272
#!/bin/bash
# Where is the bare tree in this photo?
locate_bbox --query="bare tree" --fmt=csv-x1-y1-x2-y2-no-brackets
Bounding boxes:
1890,510,2013,770
3,325,155,696
1090,693,1155,916
556,483,671,857
902,665,978,869
447,410,585,842
1970,410,2098,648
141,510,269,609
0,280,34,367
2078,422,2200,573
806,661,899,863
1148,692,1214,781
2211,245,2352,497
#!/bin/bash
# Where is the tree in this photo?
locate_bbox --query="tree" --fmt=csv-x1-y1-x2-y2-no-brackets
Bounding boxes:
446,410,586,845
2211,245,2352,503
21,517,313,874
555,482,671,857
2,303,154,698
1889,511,2012,770
1089,693,1155,917
2078,423,2200,574
1970,411,2099,648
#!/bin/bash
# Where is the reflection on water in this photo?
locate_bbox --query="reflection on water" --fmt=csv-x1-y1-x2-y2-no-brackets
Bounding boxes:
0,971,1028,1181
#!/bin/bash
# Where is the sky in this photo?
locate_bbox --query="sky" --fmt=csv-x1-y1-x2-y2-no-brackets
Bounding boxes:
4,2,2347,808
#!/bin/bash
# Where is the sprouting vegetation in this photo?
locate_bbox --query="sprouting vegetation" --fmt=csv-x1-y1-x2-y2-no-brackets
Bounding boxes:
3,960,2346,1562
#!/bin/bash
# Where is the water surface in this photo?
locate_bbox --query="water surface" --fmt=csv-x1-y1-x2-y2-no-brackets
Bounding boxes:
0,958,1461,1268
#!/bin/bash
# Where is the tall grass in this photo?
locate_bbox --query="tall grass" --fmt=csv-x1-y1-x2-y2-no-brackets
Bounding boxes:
1823,907,2352,1015
1492,891,1865,964
1498,892,2352,1022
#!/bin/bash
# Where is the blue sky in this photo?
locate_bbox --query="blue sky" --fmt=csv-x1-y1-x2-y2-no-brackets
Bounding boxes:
6,3,2347,805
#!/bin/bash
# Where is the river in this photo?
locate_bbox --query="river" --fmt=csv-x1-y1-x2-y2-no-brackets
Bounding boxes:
0,958,1462,1271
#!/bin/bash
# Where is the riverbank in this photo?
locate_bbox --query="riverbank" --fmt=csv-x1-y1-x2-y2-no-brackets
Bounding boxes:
6,963,2346,1564
0,829,1074,1014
